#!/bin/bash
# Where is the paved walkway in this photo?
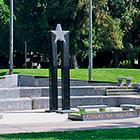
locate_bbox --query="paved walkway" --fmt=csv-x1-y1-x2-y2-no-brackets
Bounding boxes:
0,110,140,134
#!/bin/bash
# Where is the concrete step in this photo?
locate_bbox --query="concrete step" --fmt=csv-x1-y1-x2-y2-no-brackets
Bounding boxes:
32,95,140,110
106,88,139,95
0,74,116,88
0,74,35,88
106,88,138,92
106,91,139,95
32,96,103,109
0,86,107,99
107,86,134,89
34,76,116,86
0,88,20,98
0,95,140,111
68,86,106,96
0,87,43,99
0,98,32,112
0,86,138,99
0,96,103,111
106,92,139,95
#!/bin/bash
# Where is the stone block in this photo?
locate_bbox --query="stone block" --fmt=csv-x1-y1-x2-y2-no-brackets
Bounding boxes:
70,96,103,108
41,88,49,97
32,96,103,109
0,87,49,99
34,77,49,87
32,97,49,109
103,96,120,107
70,80,89,86
118,96,140,105
32,96,62,109
20,87,42,97
94,88,106,95
18,75,35,87
41,86,106,97
0,77,6,88
0,74,35,88
0,75,18,88
0,88,20,98
0,98,32,111
70,87,95,96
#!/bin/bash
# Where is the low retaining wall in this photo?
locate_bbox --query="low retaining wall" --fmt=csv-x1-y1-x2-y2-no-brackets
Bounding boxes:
68,109,140,121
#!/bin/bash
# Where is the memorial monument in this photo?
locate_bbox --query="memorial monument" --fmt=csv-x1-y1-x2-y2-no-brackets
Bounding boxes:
49,24,70,112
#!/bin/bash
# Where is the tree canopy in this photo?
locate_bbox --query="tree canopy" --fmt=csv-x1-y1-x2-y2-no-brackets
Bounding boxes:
0,0,140,68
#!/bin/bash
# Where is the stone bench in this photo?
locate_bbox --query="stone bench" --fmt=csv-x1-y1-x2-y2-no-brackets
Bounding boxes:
77,105,107,112
117,77,132,86
120,104,140,111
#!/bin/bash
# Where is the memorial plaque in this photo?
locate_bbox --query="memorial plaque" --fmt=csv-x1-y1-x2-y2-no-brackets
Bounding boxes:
83,111,138,121
68,110,140,121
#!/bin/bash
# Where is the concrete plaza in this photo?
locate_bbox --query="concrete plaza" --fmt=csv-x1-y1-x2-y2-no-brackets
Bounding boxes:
0,110,140,134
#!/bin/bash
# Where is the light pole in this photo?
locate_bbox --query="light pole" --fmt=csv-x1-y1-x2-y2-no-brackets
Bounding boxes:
9,0,14,74
88,0,93,81
25,41,27,68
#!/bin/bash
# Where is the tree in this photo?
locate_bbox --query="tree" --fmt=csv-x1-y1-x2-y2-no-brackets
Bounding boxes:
0,0,140,68
91,0,123,67
0,0,10,25
0,0,10,68
120,0,140,67
12,0,89,68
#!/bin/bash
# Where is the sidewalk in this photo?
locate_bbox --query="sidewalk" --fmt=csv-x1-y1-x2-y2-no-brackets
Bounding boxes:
0,110,140,134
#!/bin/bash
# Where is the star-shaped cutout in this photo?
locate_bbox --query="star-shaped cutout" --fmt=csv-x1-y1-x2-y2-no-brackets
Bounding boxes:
51,24,69,43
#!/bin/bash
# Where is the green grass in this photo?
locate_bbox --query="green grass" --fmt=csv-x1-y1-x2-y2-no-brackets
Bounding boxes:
71,110,98,116
0,68,140,83
1,128,140,140
71,108,109,116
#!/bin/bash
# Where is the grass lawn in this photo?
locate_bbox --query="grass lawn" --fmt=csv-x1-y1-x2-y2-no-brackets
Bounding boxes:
0,68,140,83
0,128,140,140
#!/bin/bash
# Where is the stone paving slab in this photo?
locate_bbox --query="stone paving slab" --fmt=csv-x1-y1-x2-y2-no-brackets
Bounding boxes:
0,111,140,134
0,124,29,134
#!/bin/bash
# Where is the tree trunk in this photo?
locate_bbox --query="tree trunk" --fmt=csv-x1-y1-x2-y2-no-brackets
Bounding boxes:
70,54,79,69
138,52,140,68
112,50,119,68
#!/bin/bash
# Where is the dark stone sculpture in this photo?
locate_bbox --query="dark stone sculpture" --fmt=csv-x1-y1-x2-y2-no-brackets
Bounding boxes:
49,24,70,111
